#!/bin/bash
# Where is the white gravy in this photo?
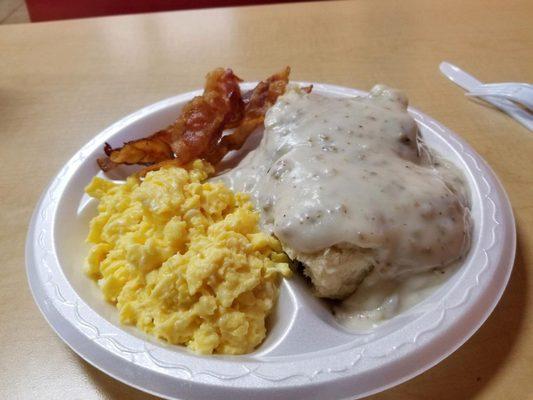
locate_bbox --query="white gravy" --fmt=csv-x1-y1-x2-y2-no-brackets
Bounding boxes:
220,85,471,328
333,262,460,330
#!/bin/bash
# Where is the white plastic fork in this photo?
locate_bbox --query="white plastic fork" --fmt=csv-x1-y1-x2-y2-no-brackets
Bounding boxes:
439,62,533,131
466,83,533,110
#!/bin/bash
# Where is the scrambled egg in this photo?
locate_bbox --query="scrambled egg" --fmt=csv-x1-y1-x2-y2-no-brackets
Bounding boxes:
85,160,290,355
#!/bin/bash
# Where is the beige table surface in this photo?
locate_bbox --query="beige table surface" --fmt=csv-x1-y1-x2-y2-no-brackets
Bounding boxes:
1,0,532,399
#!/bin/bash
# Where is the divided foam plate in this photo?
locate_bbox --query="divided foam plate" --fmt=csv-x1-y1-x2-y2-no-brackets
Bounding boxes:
26,83,516,400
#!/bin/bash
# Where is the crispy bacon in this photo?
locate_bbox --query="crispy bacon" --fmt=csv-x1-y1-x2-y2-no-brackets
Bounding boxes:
97,130,173,172
97,67,293,175
205,66,291,164
168,68,244,165
98,68,243,172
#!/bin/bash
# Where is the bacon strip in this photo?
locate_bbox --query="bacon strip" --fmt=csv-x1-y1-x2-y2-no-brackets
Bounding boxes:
98,68,243,172
206,67,291,164
98,67,293,175
97,130,173,172
168,68,244,165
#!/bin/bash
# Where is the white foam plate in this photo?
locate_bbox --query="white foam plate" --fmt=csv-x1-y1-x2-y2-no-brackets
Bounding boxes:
26,83,516,400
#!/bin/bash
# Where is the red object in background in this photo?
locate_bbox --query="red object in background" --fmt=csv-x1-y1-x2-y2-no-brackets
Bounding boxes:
26,0,306,22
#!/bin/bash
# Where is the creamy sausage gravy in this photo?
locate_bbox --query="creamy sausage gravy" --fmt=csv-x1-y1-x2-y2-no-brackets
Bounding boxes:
221,85,471,329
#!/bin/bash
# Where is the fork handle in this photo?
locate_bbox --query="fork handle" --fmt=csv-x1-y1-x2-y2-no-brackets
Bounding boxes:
467,84,533,110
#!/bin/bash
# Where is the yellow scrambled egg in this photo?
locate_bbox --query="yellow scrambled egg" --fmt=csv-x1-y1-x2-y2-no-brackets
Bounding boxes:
85,160,290,355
